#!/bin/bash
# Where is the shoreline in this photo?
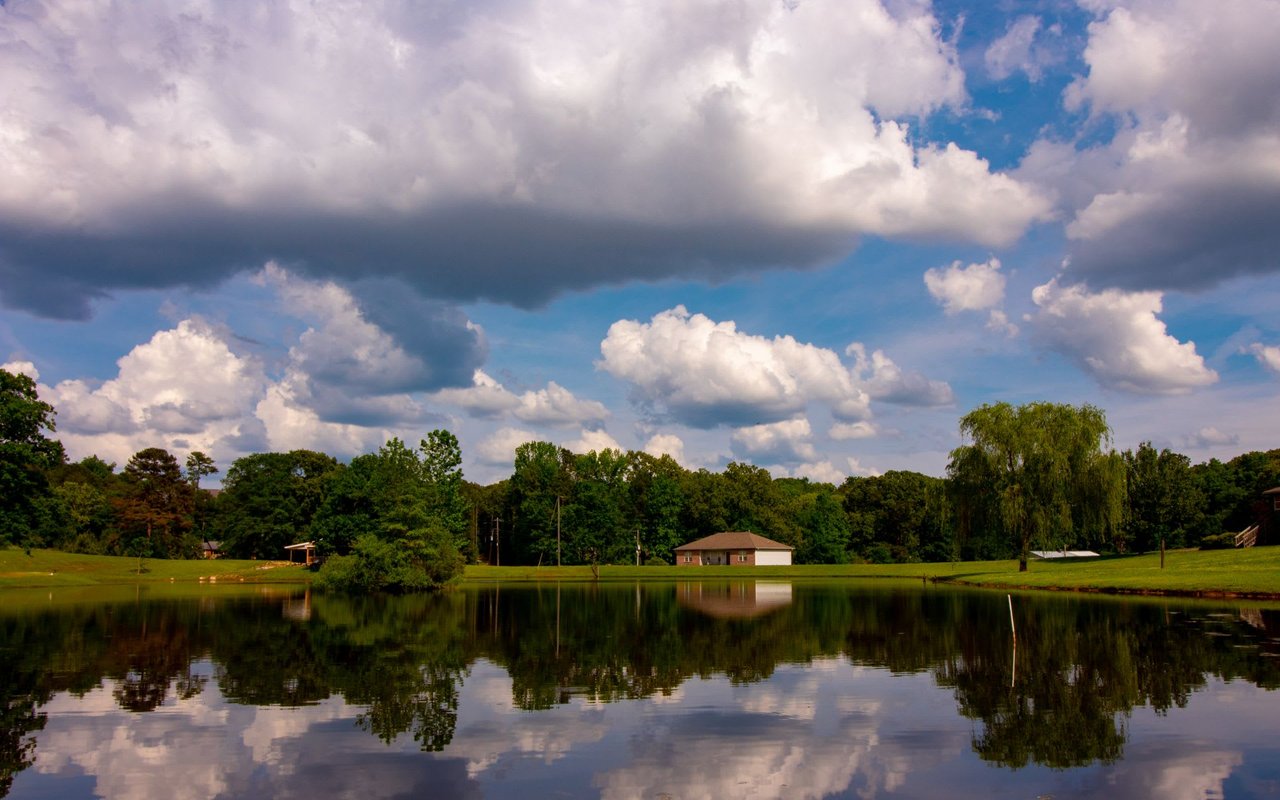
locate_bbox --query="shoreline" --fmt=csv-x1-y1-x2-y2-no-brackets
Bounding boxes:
4,547,1280,601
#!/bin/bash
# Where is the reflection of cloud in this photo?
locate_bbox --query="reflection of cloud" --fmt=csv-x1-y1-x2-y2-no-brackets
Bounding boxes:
443,661,610,778
239,701,353,772
31,671,480,800
1060,742,1242,800
593,663,959,800
36,682,239,800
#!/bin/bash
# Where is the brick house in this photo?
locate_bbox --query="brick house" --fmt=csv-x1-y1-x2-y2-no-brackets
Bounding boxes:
674,531,794,566
1263,486,1280,545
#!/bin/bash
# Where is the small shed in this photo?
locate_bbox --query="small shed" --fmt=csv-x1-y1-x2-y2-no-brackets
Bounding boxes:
674,532,793,566
1031,550,1101,559
285,541,319,566
201,540,222,560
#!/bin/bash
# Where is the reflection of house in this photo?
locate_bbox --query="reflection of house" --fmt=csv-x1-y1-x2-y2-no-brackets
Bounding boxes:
674,532,793,566
676,581,793,619
284,541,319,566
283,590,312,621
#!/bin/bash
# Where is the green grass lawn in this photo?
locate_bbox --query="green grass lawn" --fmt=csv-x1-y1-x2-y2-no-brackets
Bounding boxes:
4,546,1279,598
0,547,312,588
463,547,1280,598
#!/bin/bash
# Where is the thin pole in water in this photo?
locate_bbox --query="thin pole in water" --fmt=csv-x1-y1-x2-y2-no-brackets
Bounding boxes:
1007,594,1017,644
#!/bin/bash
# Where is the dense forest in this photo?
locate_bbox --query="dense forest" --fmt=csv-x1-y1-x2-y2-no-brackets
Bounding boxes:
3,368,1279,568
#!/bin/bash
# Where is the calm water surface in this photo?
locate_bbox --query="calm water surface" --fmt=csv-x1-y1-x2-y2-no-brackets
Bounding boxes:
3,581,1279,799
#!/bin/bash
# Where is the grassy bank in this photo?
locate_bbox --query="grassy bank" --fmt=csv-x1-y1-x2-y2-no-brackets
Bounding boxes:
0,548,311,588
4,546,1279,599
463,547,1280,599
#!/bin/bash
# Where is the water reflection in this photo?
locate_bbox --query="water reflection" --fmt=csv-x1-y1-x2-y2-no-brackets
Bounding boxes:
2,584,1279,798
676,580,793,619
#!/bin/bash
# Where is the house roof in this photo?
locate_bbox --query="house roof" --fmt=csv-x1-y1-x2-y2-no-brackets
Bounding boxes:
674,531,794,552
1263,486,1280,496
1031,550,1100,559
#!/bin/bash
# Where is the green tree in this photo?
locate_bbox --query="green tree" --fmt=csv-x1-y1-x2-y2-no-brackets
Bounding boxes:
627,452,687,564
0,369,66,547
720,462,797,546
118,448,191,557
52,481,114,553
310,438,465,590
564,448,631,568
795,490,850,564
184,451,217,490
184,451,218,549
509,441,570,565
1121,442,1200,553
219,450,339,559
420,430,472,561
948,402,1125,571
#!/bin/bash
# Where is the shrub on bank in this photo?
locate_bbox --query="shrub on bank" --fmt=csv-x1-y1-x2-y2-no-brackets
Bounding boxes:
314,527,463,593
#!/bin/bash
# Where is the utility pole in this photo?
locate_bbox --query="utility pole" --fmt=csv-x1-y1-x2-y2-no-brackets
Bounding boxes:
557,495,562,567
635,528,640,566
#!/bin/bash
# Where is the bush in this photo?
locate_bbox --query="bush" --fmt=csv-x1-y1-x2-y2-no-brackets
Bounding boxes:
644,556,669,566
314,528,463,593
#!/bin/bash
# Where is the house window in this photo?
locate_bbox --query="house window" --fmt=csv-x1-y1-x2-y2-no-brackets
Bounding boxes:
738,552,748,563
683,554,692,563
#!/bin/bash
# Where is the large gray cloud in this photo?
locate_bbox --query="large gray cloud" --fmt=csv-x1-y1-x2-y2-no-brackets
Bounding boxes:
0,0,1050,319
1020,0,1280,291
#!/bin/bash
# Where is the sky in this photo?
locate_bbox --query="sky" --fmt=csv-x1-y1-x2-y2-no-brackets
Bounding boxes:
1,0,1278,485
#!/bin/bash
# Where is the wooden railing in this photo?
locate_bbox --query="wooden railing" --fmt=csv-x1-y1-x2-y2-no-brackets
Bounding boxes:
1235,525,1259,548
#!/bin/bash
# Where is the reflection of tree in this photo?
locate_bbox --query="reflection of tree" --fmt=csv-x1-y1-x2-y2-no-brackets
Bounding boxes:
0,620,50,797
3,587,1280,790
931,599,1280,769
317,594,469,752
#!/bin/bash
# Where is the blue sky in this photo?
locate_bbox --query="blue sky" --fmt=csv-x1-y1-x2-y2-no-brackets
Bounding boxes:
2,0,1278,483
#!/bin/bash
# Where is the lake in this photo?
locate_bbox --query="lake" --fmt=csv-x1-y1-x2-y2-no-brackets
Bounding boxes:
2,581,1279,799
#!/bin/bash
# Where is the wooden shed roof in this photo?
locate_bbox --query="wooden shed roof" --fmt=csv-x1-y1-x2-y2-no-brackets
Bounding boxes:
674,531,793,552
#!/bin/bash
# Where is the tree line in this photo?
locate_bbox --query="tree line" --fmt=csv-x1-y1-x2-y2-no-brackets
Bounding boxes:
3,368,1278,569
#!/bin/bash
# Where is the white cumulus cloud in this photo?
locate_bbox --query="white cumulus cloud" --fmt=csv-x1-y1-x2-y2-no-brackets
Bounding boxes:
984,16,1059,82
846,344,954,407
1029,278,1217,394
565,428,624,455
1,360,38,380
1184,426,1240,449
43,318,267,465
829,421,878,441
515,382,609,427
924,257,1007,314
731,418,818,464
600,306,873,426
1248,342,1280,375
643,433,686,464
475,427,540,467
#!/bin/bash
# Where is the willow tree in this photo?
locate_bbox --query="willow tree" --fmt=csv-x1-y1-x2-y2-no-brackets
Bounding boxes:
948,402,1125,571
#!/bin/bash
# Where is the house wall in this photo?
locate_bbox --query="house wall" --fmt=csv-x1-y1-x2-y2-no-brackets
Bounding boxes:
755,550,792,566
677,549,791,565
